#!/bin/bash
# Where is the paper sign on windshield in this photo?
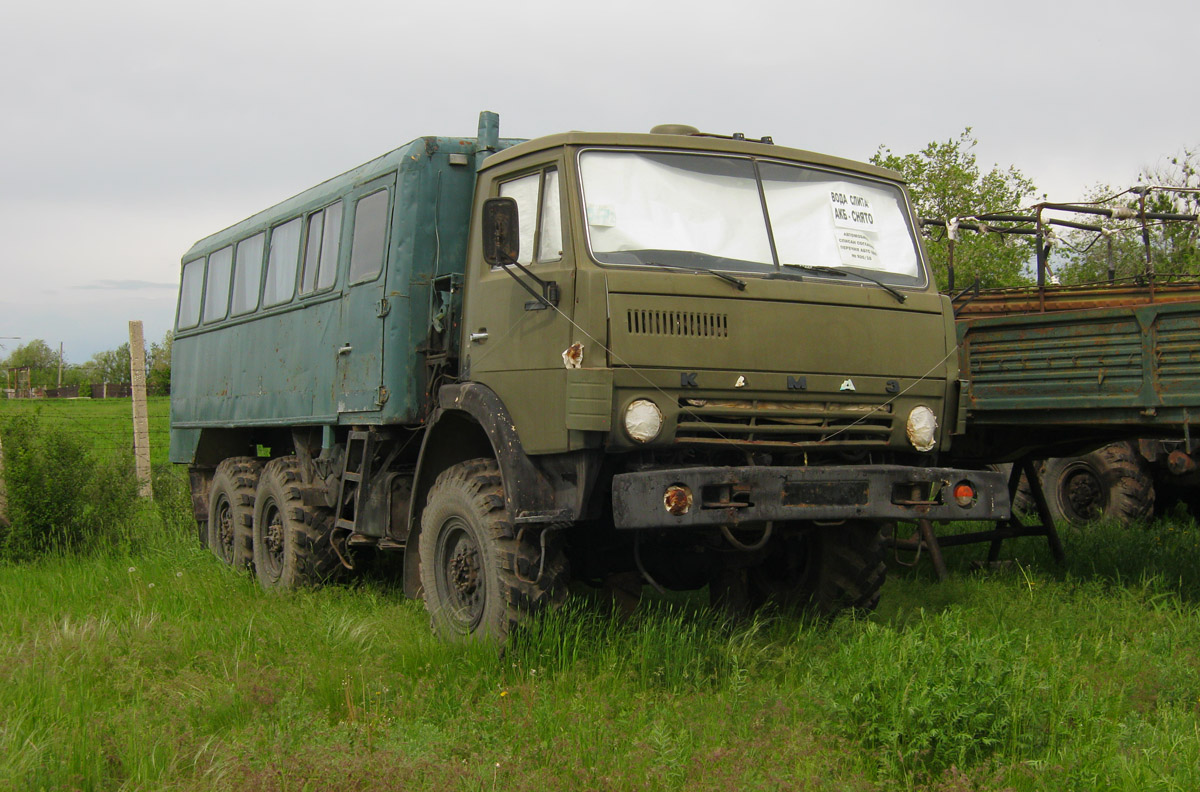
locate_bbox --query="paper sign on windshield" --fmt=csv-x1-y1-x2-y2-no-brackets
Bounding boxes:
829,187,880,266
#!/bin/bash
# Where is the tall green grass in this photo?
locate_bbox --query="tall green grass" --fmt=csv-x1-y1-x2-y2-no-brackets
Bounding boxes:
2,514,1200,791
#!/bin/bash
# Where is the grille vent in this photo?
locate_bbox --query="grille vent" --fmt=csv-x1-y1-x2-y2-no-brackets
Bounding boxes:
626,309,728,338
675,398,894,449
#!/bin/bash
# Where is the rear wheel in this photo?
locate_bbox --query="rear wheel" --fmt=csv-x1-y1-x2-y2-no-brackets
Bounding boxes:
419,459,568,642
252,456,341,589
1042,442,1154,526
207,457,261,569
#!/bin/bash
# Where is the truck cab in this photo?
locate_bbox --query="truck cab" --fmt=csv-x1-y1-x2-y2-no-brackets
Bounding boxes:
415,126,1008,636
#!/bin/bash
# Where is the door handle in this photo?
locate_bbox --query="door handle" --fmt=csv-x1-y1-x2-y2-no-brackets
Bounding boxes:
469,330,489,343
337,345,353,355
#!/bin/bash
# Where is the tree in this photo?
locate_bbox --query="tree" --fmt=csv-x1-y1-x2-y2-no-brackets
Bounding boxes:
1058,148,1200,283
147,331,172,395
86,343,132,385
1,339,62,389
872,129,1041,290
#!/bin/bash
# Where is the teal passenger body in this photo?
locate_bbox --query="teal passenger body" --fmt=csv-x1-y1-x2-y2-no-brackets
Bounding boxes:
170,123,523,464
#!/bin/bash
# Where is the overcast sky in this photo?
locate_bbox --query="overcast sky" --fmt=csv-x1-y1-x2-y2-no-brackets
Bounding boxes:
2,0,1196,362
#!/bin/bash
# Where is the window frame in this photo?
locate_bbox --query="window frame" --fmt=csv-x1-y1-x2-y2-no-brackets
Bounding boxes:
262,216,303,308
176,257,206,331
494,165,561,269
230,232,266,317
574,147,930,289
347,184,393,286
201,245,234,325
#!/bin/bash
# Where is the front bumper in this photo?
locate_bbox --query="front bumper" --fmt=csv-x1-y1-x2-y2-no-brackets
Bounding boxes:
611,465,1009,529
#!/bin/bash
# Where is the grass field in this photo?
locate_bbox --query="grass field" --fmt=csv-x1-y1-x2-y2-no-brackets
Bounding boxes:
2,399,1200,790
2,513,1199,791
0,396,171,468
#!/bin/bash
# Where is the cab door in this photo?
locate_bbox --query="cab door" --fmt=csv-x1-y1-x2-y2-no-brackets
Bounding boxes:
336,175,395,415
461,163,577,452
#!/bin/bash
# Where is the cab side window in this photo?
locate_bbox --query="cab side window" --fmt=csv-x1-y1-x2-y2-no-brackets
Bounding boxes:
498,168,561,266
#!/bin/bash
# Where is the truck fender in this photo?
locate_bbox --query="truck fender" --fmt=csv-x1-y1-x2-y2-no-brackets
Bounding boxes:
402,382,568,597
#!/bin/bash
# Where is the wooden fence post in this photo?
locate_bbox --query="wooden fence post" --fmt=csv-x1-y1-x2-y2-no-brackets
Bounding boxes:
129,321,153,499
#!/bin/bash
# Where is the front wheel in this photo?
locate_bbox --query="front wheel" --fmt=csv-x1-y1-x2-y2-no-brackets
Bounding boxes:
419,459,568,642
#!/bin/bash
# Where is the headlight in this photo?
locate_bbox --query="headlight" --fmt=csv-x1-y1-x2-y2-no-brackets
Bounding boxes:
624,399,663,443
906,405,938,452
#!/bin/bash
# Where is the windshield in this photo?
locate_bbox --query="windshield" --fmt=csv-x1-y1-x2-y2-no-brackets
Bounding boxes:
578,150,924,285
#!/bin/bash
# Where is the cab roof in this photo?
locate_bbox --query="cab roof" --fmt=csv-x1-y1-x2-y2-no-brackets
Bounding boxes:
480,130,905,183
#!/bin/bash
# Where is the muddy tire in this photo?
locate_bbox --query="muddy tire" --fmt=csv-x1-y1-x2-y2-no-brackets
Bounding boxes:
207,457,261,569
1041,442,1155,527
252,456,342,589
419,459,568,642
717,521,886,617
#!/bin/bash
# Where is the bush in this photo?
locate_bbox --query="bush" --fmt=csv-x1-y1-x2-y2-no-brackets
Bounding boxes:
0,412,140,561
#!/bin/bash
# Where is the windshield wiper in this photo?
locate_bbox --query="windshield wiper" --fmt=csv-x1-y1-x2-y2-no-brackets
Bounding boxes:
784,264,906,303
645,262,747,291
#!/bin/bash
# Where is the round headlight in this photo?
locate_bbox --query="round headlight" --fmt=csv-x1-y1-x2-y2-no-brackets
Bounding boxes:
624,399,663,443
906,405,938,452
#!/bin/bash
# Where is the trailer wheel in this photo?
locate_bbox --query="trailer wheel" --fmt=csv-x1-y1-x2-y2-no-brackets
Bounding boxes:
207,457,261,570
715,522,886,617
1042,441,1155,526
252,456,341,589
419,459,568,642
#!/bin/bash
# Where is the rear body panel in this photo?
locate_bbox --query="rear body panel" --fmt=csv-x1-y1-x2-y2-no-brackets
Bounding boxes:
958,298,1200,430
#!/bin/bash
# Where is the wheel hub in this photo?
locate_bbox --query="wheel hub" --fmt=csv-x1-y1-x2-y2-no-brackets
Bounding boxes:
263,504,285,574
449,545,480,600
1063,467,1104,521
437,518,484,626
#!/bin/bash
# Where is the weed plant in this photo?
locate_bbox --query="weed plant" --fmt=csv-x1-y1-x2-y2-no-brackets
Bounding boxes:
0,412,142,561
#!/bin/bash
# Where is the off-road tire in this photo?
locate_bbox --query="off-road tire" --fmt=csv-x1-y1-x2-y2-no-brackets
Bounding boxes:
714,521,886,618
207,457,262,569
1042,442,1155,527
252,456,342,589
762,522,886,616
419,459,568,643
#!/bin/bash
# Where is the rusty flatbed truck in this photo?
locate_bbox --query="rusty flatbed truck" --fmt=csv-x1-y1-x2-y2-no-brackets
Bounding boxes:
920,195,1200,534
171,112,1009,641
951,281,1200,529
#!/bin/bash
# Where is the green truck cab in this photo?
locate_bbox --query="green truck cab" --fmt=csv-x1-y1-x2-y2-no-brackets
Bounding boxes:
171,112,1008,640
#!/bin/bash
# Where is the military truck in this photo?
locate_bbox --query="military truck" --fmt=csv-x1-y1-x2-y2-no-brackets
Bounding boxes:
170,112,1008,640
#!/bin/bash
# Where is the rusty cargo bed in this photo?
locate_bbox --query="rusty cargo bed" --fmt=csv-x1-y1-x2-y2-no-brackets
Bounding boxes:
952,281,1200,461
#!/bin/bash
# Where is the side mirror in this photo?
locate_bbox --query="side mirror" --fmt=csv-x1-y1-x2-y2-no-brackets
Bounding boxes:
482,197,520,266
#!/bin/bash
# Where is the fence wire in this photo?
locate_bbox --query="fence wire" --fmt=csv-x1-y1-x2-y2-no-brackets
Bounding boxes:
0,396,172,468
